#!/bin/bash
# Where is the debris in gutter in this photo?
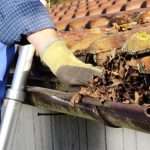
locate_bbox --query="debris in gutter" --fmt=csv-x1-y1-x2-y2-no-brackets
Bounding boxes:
71,32,150,106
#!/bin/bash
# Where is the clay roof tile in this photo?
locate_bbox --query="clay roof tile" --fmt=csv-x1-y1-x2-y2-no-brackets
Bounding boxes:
113,0,127,5
51,0,150,30
60,13,74,21
89,17,110,28
99,1,113,7
75,10,88,18
104,4,125,14
146,0,150,7
56,21,69,31
52,16,61,22
89,7,105,16
88,4,99,10
97,0,110,3
69,20,88,30
125,0,145,11
64,2,72,7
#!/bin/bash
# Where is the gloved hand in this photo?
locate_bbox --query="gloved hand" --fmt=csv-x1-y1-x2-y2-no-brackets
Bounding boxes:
40,39,103,86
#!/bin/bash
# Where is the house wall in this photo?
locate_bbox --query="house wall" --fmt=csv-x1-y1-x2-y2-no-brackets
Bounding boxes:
12,104,150,150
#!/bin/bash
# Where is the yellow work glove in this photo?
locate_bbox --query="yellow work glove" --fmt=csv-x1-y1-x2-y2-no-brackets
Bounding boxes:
41,39,103,86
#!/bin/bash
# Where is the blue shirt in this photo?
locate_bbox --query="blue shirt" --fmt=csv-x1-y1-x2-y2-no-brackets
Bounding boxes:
0,43,16,104
0,0,55,46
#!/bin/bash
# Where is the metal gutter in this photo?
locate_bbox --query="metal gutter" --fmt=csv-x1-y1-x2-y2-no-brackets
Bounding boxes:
83,98,150,133
26,86,150,134
26,86,101,121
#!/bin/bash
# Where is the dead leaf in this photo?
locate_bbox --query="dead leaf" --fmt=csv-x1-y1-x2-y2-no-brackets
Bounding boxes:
79,87,88,95
70,93,82,107
123,100,130,104
119,63,126,79
135,92,141,104
108,88,116,101
90,89,101,99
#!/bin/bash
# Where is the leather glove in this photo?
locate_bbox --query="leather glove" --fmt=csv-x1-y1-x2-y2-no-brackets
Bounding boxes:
40,39,103,86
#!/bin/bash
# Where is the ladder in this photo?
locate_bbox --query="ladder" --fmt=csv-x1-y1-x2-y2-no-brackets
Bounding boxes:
0,1,48,149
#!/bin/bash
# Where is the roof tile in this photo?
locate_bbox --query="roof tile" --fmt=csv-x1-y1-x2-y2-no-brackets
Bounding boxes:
51,0,150,31
100,1,113,7
113,0,127,5
125,0,145,10
64,2,72,7
52,16,61,22
68,20,88,30
71,1,79,5
104,4,125,14
76,7,88,12
147,0,150,7
88,4,99,10
97,0,110,3
56,21,69,31
60,13,74,21
89,7,105,16
75,10,88,18
89,17,110,27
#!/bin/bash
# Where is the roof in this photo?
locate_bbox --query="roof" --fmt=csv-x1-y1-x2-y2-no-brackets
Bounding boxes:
49,0,150,54
48,0,150,106
50,0,150,31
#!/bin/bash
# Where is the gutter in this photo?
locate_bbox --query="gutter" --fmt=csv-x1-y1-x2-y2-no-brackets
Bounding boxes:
26,86,150,134
83,98,150,133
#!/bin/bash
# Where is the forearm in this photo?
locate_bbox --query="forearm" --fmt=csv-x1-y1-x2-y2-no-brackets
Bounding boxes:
25,0,57,55
27,28,58,55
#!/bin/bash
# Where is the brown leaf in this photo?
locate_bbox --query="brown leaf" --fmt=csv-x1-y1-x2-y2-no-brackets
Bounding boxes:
108,88,116,101
70,93,82,107
79,87,88,95
90,89,101,99
111,79,123,86
119,63,126,79
135,92,141,104
123,100,130,104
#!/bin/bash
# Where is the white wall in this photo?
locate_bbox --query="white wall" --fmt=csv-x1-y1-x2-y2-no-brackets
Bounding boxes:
12,104,150,150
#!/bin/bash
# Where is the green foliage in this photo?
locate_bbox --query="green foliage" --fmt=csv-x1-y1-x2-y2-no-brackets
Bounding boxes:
50,0,56,5
50,0,71,5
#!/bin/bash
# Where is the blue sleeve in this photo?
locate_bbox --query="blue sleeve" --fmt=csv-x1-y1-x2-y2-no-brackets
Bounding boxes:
0,42,16,103
0,0,55,46
0,42,16,123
